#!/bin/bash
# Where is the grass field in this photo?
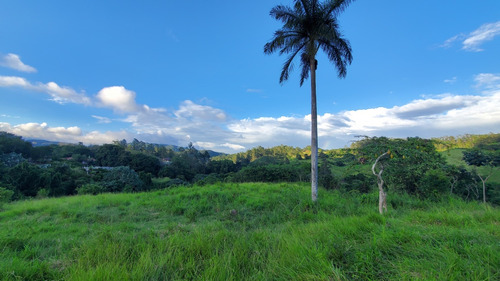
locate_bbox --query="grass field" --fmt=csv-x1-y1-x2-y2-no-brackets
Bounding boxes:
1,183,499,280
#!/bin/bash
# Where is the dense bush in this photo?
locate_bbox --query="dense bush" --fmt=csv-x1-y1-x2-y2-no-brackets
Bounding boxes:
416,169,449,200
0,187,14,204
101,166,145,193
76,183,107,195
343,173,374,193
231,163,309,183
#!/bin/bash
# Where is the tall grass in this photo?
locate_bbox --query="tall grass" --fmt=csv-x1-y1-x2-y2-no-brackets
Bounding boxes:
1,183,499,280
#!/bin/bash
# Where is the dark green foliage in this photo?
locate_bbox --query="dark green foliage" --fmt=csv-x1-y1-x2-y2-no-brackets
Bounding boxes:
76,183,107,195
5,162,45,198
250,155,289,166
343,173,374,193
214,145,309,164
463,149,497,167
232,162,310,183
30,145,54,162
159,144,209,182
416,169,449,200
463,149,499,203
0,187,14,204
318,156,338,190
101,166,144,193
138,172,153,189
129,152,161,176
194,173,223,186
0,152,25,167
357,137,446,195
95,144,131,167
45,163,88,196
207,159,238,174
0,132,32,157
446,165,481,200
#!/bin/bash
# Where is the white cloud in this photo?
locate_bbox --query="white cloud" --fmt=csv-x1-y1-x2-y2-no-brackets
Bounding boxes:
443,21,500,52
175,100,227,122
0,53,37,73
444,77,457,84
2,73,500,154
246,89,263,93
439,34,464,49
474,73,500,91
96,86,139,113
92,115,112,124
39,82,91,105
0,75,91,105
463,21,500,52
0,76,31,87
0,122,131,145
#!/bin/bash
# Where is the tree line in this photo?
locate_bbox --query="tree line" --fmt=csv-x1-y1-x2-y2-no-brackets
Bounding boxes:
0,131,499,208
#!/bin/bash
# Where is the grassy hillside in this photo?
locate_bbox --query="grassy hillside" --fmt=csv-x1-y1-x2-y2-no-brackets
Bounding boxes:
443,148,500,184
1,183,499,280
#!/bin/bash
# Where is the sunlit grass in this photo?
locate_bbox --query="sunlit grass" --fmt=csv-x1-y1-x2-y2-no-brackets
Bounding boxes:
1,183,499,280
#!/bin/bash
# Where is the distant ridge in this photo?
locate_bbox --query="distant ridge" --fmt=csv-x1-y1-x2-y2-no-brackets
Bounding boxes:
23,137,225,157
25,139,72,147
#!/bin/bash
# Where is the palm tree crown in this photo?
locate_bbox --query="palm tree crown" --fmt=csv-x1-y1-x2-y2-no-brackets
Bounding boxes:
264,0,353,85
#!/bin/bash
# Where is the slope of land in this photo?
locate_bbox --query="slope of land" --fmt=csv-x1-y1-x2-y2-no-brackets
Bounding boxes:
1,183,499,280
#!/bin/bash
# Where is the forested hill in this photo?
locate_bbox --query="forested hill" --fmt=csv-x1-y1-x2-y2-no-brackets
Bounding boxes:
0,131,499,205
433,133,500,151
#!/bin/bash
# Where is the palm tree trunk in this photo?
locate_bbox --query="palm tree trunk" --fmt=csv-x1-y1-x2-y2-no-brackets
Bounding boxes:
310,57,318,202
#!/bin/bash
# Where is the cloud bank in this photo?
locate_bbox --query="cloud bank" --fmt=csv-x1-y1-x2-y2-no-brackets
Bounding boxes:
1,55,499,153
1,75,499,153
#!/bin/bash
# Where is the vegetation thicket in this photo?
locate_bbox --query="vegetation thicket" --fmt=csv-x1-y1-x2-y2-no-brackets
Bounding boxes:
0,131,499,206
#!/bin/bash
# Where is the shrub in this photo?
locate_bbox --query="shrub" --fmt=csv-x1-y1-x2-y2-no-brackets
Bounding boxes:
343,174,374,193
36,188,50,199
102,166,144,192
77,183,107,195
0,187,14,204
416,169,449,200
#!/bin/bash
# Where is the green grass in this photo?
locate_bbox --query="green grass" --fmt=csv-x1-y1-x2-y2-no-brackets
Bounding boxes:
1,183,499,280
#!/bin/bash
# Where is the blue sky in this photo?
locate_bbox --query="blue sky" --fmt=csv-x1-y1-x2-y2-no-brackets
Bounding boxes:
1,0,500,153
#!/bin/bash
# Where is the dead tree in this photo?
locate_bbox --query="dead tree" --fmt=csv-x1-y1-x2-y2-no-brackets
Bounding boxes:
372,152,389,214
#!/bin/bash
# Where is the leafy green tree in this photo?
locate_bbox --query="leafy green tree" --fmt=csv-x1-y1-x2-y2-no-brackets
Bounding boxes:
102,166,144,193
463,149,499,203
264,0,354,201
207,160,238,174
130,152,161,176
160,144,209,182
358,137,445,195
6,162,45,198
95,144,131,167
76,183,107,195
0,132,32,157
357,136,447,213
318,154,337,189
0,187,14,204
31,145,54,162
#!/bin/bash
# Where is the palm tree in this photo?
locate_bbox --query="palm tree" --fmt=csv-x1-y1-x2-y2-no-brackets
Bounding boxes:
264,0,354,202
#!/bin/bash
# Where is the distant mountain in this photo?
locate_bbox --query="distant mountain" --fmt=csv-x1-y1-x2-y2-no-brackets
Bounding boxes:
25,139,73,147
24,137,225,157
